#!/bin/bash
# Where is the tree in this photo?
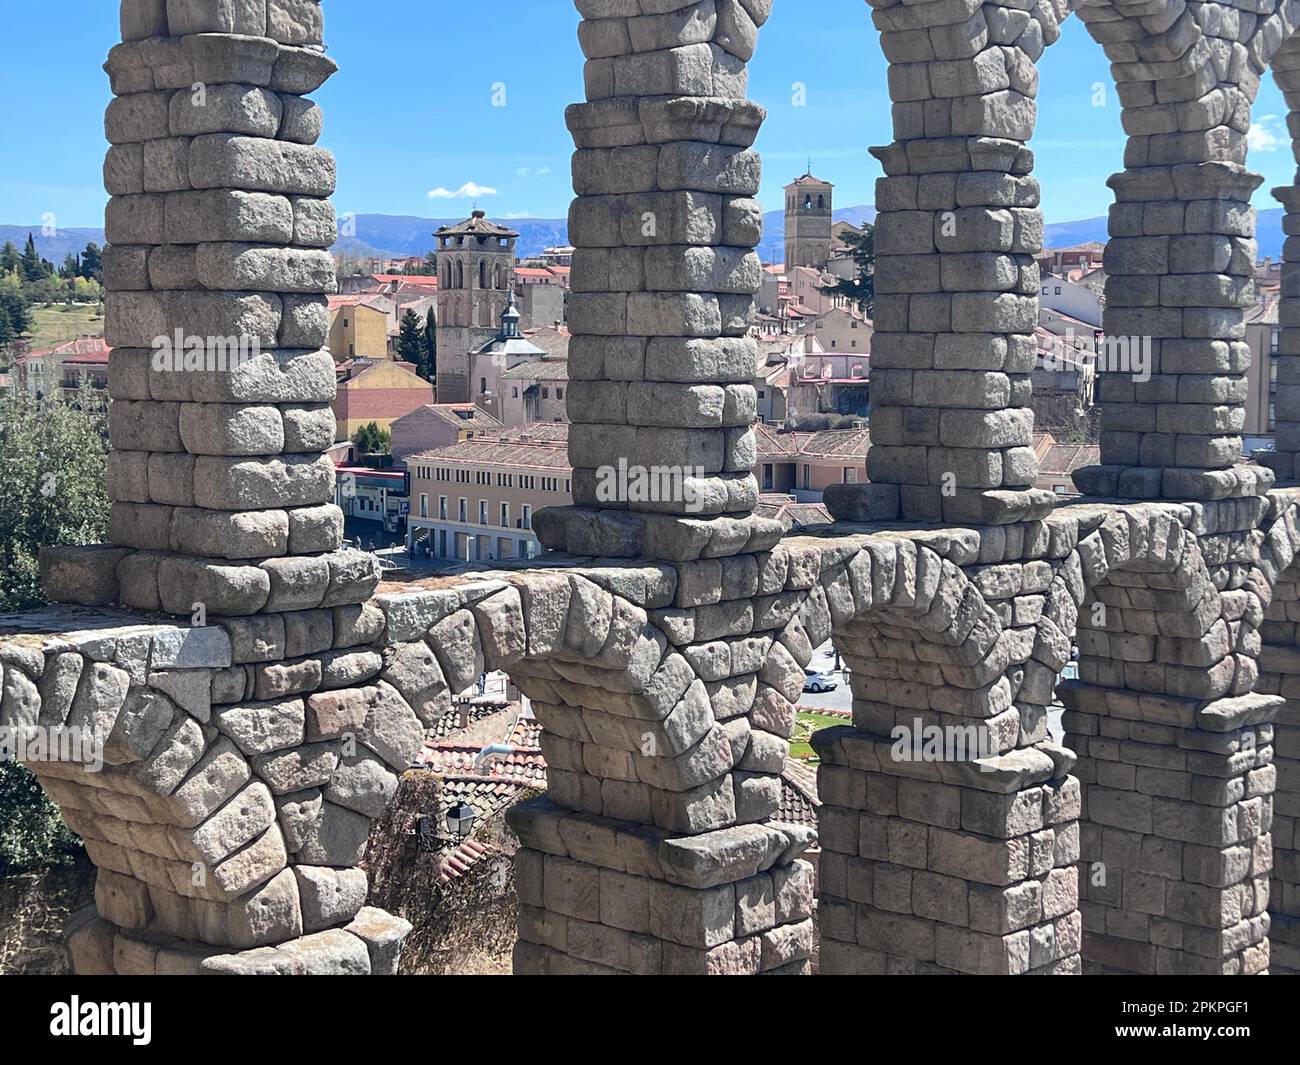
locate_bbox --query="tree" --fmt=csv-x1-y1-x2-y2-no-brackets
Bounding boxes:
0,382,110,612
79,242,102,281
0,273,32,340
827,223,875,316
59,251,80,279
20,232,48,282
0,761,84,874
0,241,20,275
397,308,424,367
421,309,437,384
353,421,391,457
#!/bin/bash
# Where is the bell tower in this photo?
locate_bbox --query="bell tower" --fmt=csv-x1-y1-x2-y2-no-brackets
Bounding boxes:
784,171,833,270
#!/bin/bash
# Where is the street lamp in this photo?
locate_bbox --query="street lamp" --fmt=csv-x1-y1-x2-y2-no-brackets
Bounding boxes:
446,801,477,839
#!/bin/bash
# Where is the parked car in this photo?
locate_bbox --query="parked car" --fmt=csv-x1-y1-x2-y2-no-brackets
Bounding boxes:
803,669,838,694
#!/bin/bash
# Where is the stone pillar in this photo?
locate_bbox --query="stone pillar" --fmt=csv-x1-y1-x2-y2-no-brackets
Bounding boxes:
811,517,1084,974
73,0,378,619
1258,487,1300,973
837,0,1056,527
503,557,817,974
1062,502,1275,974
536,0,784,562
1262,34,1300,484
1072,1,1271,504
23,0,413,976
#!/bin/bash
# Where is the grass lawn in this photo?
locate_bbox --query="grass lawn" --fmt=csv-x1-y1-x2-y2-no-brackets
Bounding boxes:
789,710,848,763
27,303,104,350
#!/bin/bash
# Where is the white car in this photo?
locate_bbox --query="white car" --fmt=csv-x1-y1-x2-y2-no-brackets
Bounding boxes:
803,669,838,694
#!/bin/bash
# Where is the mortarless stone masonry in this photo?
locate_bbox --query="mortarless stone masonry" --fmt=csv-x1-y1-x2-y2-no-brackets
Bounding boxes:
5,0,1300,974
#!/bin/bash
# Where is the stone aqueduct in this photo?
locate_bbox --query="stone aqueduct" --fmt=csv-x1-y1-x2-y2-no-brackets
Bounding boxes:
2,0,1300,974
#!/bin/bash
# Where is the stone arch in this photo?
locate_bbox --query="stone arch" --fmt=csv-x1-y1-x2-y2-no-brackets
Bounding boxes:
1251,490,1300,971
455,259,464,289
382,563,816,975
811,529,1083,973
1059,503,1275,973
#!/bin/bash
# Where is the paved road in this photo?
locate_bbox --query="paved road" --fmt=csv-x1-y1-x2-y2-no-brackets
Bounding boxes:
796,641,853,714
794,641,1070,745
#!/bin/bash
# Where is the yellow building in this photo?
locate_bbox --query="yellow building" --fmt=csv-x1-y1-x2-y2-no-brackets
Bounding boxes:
333,359,434,442
328,295,392,360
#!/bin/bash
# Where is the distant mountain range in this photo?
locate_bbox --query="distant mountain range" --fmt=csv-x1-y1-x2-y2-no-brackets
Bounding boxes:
3,205,1287,265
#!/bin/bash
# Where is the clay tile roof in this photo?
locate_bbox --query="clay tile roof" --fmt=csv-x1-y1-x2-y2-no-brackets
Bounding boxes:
778,760,821,830
436,211,519,238
789,172,833,187
1040,442,1101,476
423,403,504,432
406,425,571,472
756,495,833,531
438,839,501,884
500,358,569,381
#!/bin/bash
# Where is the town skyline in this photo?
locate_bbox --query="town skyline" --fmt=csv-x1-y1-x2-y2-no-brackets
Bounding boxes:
6,0,1300,232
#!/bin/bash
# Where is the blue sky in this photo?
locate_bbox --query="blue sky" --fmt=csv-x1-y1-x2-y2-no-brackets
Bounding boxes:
2,0,1295,228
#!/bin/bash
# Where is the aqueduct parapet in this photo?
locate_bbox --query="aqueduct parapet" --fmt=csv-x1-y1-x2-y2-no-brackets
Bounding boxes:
2,0,1300,974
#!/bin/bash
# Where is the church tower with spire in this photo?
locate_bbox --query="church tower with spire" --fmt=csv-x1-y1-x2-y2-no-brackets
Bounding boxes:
784,170,834,270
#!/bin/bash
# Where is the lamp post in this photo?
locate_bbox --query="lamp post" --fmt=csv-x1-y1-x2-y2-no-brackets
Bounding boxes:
414,802,478,854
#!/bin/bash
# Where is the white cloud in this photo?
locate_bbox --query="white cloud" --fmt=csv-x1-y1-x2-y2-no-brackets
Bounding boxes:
1248,115,1282,152
515,166,552,177
427,182,499,199
501,212,536,219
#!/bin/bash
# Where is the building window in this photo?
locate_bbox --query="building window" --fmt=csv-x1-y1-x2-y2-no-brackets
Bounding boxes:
843,468,857,484
522,504,533,530
480,377,488,395
500,502,509,528
419,494,429,518
439,496,448,520
479,500,488,525
556,388,564,400
458,498,467,522
512,387,519,398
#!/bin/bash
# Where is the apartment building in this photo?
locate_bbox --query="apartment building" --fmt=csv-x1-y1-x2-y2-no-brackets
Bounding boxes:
755,423,869,501
404,425,572,563
328,295,393,360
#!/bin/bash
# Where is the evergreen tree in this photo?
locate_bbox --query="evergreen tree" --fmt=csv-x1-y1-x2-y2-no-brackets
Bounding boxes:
0,241,20,275
420,309,437,383
60,251,80,279
827,224,875,316
352,421,391,457
79,242,102,281
397,309,424,366
0,302,13,346
20,233,47,282
0,382,110,611
0,275,32,338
